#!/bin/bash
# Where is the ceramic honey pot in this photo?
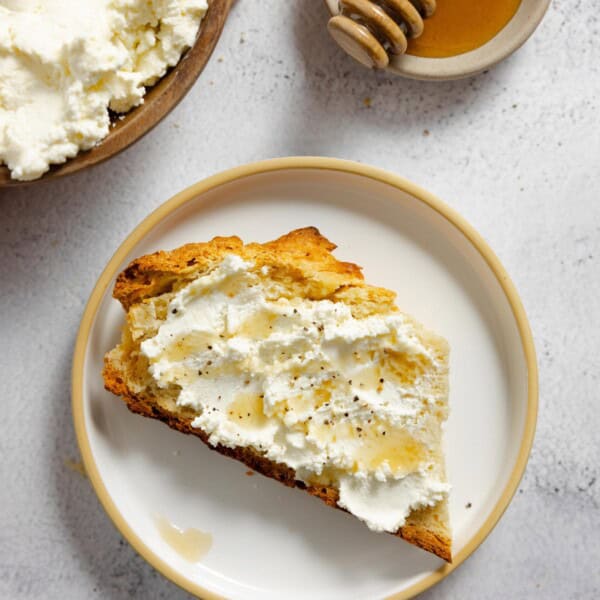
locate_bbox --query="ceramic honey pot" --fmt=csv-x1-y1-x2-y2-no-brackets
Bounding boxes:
325,0,550,80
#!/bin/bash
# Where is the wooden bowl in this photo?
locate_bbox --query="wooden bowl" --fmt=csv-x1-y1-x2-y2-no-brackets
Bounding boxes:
324,0,551,80
0,0,233,187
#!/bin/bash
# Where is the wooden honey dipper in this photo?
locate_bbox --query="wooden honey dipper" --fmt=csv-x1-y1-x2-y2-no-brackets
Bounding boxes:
328,0,436,69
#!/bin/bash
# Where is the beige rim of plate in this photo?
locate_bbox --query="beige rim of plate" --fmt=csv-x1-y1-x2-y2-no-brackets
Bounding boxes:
72,156,538,599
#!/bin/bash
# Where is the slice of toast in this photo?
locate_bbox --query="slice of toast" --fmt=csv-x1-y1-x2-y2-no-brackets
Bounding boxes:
103,227,452,561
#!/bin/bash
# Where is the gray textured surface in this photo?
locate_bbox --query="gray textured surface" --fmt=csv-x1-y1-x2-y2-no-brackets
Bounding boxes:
1,1,599,598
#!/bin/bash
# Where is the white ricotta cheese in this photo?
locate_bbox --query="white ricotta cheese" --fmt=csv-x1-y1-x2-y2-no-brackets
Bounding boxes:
140,255,450,532
0,0,207,181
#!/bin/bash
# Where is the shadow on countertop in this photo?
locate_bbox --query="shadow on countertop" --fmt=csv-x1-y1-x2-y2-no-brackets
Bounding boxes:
268,0,521,157
48,344,192,600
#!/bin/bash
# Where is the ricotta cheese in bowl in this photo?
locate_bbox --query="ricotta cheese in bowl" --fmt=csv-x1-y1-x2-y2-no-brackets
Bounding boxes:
0,0,207,181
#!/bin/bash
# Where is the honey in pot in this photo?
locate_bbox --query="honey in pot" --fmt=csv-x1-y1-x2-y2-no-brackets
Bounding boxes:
408,0,522,58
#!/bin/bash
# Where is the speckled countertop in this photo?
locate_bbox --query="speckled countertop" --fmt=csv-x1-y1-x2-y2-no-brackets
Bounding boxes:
1,1,599,598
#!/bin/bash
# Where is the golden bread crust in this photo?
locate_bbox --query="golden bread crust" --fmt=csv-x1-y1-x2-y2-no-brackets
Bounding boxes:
114,227,373,311
104,227,452,562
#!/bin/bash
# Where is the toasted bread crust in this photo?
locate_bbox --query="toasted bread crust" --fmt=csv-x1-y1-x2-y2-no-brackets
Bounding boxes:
104,227,452,562
114,227,372,310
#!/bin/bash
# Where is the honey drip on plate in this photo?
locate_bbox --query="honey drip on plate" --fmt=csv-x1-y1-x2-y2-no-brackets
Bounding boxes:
407,0,522,58
155,516,212,562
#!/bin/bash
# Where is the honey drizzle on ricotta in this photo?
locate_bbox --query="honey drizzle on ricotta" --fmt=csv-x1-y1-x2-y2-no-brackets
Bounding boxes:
141,255,450,533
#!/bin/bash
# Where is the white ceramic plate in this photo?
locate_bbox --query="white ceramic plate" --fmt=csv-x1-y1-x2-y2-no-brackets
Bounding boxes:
73,157,537,599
